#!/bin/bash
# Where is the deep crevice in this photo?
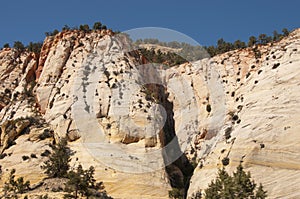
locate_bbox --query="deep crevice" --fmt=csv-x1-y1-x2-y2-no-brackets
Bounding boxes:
137,62,194,198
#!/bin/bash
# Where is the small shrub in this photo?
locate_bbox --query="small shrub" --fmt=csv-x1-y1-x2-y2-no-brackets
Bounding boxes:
30,154,37,158
4,169,30,195
272,63,280,69
222,157,230,166
232,115,239,121
168,187,184,199
41,149,51,157
22,155,30,161
224,127,232,140
206,104,212,113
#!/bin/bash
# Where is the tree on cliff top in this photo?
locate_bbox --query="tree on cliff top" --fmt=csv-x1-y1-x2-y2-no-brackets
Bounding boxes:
13,41,25,52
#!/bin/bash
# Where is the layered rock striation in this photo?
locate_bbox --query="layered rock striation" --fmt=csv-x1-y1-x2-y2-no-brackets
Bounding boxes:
0,28,299,198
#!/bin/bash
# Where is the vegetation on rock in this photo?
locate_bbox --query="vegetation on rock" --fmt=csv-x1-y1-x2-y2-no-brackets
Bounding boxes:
205,28,290,57
41,139,112,198
41,138,71,178
3,169,30,198
201,164,267,199
64,164,111,199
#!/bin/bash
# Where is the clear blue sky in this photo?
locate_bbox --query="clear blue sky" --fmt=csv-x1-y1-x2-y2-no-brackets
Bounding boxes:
0,0,299,47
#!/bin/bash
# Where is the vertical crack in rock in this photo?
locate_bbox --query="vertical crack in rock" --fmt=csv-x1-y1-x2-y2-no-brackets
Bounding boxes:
136,62,194,198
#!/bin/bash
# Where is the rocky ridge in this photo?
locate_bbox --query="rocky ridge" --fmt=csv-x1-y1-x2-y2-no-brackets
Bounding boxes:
0,28,299,198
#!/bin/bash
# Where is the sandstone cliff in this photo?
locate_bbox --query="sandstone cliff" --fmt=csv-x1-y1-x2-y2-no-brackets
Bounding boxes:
185,29,300,198
0,28,299,198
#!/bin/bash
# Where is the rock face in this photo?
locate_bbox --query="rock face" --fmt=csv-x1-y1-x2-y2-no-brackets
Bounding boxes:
186,29,300,198
0,119,31,153
0,30,171,198
0,28,299,198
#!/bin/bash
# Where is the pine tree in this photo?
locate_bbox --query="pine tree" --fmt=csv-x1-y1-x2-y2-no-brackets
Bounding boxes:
205,168,234,199
79,24,90,32
27,42,43,54
233,40,246,49
62,25,70,31
41,138,71,178
248,36,257,47
93,22,102,30
282,28,289,37
273,30,281,42
3,43,10,48
232,164,256,198
255,184,268,199
13,41,25,52
65,164,103,198
203,164,267,199
258,34,268,45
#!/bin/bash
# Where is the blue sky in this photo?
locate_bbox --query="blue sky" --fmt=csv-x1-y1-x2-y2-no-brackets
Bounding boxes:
0,0,299,47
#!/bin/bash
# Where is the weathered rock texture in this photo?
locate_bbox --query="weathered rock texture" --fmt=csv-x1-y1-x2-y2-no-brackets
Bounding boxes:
186,29,300,198
0,28,299,198
0,30,171,199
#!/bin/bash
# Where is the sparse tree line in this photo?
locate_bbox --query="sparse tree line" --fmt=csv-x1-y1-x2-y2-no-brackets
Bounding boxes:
45,21,108,37
205,28,290,56
134,28,290,65
1,21,109,55
1,26,291,61
138,48,188,67
2,41,43,55
136,39,208,62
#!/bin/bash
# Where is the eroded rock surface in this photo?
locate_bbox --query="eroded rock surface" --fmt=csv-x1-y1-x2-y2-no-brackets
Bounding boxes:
0,28,299,198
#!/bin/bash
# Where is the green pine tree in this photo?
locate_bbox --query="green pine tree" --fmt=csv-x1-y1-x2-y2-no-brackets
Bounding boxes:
13,41,25,52
203,164,267,199
232,164,256,198
93,22,102,30
65,164,103,199
255,184,268,199
248,36,257,47
282,28,289,37
3,43,10,48
41,138,71,178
